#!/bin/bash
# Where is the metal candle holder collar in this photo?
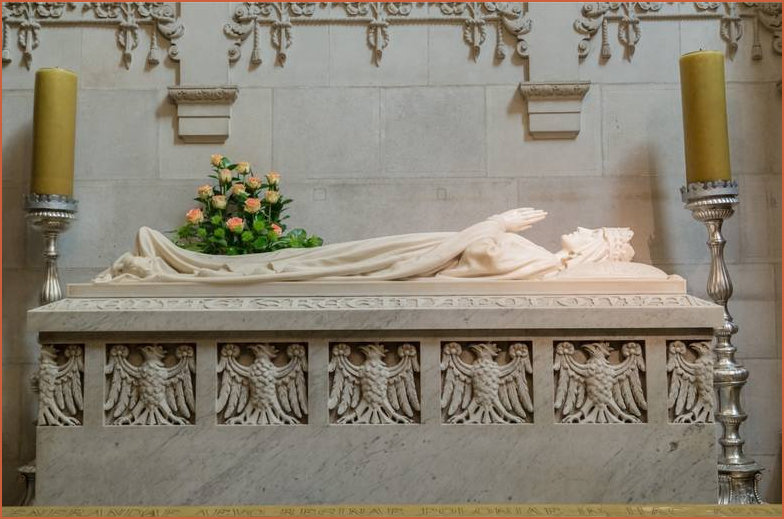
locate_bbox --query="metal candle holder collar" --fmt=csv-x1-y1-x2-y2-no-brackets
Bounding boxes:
681,179,763,504
24,193,78,305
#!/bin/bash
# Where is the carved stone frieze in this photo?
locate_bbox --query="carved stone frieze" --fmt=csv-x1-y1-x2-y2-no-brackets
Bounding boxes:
2,2,73,68
575,2,781,61
224,2,316,66
39,294,716,313
104,343,196,425
224,2,531,67
2,2,183,70
553,341,647,423
217,342,308,425
441,341,533,424
329,342,420,424
667,340,714,423
438,2,531,60
32,344,84,426
696,2,782,59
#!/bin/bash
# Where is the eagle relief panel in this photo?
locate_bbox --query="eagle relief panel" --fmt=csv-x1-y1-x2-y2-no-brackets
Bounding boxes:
328,342,421,424
104,343,196,426
217,342,309,425
553,340,648,424
666,340,714,424
440,341,534,424
34,344,85,426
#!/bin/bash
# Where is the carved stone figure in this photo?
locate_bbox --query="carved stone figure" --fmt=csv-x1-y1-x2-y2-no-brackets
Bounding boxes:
94,208,668,284
104,344,196,425
217,343,308,425
32,345,84,426
441,342,533,424
667,340,714,423
554,341,647,423
329,343,420,424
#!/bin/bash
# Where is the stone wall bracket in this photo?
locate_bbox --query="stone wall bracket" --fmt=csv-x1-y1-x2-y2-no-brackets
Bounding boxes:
167,85,239,143
518,81,591,140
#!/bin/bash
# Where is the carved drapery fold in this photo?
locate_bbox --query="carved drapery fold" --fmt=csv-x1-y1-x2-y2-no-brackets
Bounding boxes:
224,2,531,67
2,2,183,69
575,2,781,61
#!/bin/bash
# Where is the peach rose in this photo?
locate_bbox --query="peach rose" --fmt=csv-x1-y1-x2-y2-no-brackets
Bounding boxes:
271,223,282,237
230,183,246,196
264,190,280,204
245,176,263,190
266,172,280,186
244,197,262,214
236,161,250,175
218,169,233,185
197,184,213,199
186,208,204,225
211,194,227,210
211,154,223,167
226,217,244,233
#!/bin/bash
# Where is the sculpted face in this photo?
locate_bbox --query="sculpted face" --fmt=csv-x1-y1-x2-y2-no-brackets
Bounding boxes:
560,227,602,253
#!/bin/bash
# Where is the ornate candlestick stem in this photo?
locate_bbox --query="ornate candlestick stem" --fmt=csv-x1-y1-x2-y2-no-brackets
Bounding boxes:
681,180,762,504
24,194,77,305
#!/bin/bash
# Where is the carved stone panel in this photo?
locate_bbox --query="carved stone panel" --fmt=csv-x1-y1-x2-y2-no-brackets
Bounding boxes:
33,344,84,426
217,342,308,425
553,340,648,423
441,341,533,424
328,341,420,424
666,340,714,424
104,343,196,425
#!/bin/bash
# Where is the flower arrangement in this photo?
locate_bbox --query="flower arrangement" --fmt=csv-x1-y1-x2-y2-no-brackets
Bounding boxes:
175,155,322,255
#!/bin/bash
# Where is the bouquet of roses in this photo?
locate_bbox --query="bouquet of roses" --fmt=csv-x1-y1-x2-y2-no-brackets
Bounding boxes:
174,154,322,255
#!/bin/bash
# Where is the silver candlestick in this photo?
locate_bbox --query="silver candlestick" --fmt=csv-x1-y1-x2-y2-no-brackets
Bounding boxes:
681,180,763,504
24,193,78,305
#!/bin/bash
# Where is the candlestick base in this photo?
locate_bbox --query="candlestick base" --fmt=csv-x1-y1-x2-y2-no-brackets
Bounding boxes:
24,194,78,306
681,180,764,505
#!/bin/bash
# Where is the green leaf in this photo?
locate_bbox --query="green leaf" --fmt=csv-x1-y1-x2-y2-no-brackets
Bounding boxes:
213,228,226,239
252,220,266,232
241,230,254,243
197,227,208,238
211,215,222,226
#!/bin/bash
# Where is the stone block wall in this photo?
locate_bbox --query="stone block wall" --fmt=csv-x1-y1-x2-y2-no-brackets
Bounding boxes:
2,2,781,504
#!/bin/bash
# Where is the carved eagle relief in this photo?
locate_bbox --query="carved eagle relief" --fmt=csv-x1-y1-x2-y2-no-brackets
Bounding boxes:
328,342,420,424
441,342,533,424
33,345,84,426
104,344,196,425
217,343,308,425
667,340,714,423
554,341,647,423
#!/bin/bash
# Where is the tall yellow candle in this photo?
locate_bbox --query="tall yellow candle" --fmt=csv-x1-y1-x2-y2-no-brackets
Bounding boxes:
31,68,78,196
679,50,731,184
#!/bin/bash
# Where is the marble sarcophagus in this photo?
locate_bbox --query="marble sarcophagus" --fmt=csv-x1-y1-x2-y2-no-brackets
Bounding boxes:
28,277,723,505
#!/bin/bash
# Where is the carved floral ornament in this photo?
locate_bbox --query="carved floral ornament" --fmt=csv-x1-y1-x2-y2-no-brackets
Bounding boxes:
575,2,782,61
224,2,532,67
1,2,183,69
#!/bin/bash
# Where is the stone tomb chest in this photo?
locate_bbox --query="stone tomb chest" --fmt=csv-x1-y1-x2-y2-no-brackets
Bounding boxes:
28,278,722,505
